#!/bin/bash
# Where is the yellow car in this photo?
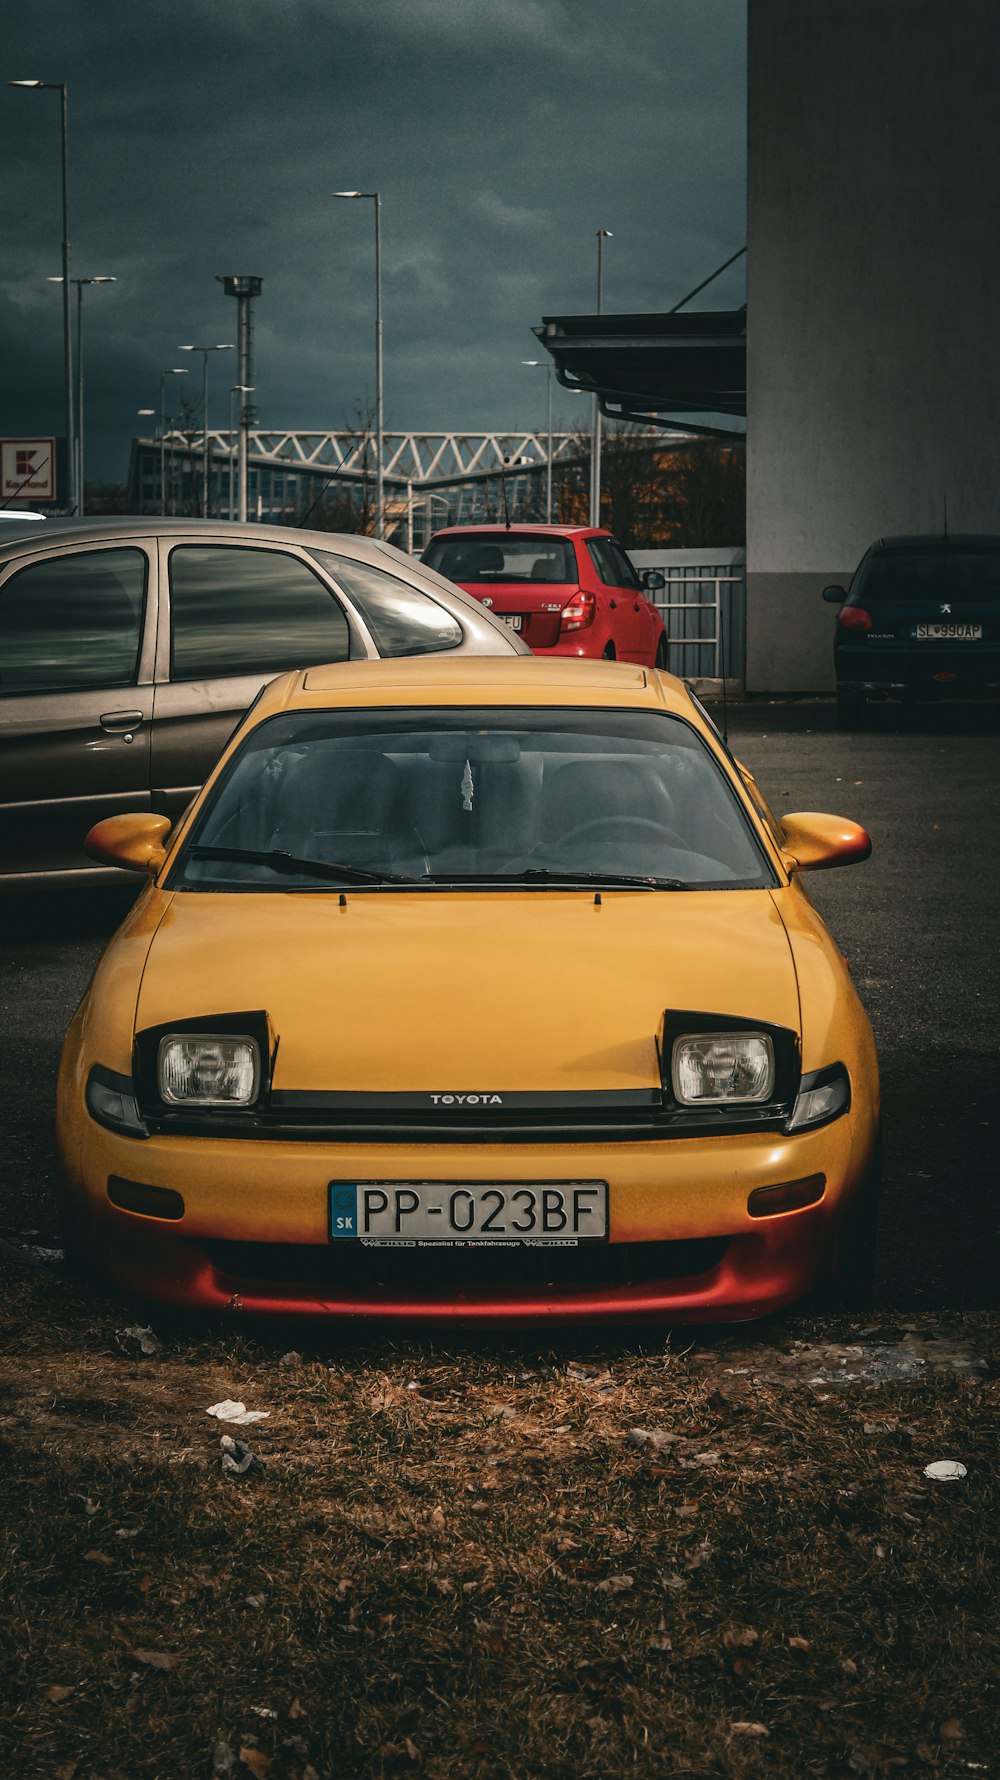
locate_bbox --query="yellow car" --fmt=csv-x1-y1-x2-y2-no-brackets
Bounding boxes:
56,657,880,1324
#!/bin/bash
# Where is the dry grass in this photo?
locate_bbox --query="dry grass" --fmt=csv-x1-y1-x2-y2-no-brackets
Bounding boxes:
0,1259,997,1780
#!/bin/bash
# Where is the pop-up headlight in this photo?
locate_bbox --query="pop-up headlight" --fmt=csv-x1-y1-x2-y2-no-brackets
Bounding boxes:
672,1032,775,1105
157,1035,260,1106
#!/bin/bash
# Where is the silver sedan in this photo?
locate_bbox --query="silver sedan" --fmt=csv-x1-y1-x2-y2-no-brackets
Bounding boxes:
0,516,526,885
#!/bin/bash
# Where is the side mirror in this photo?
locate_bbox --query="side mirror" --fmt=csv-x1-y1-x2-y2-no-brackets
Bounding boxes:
822,584,847,603
642,568,666,592
780,812,871,872
85,813,173,874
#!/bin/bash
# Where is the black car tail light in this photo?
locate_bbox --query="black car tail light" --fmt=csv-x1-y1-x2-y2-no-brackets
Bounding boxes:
838,606,873,633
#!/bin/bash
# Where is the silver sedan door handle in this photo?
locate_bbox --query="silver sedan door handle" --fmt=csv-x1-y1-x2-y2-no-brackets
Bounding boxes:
100,710,144,734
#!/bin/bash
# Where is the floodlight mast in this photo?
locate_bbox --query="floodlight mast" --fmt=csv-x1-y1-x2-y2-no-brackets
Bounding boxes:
216,276,262,521
10,80,75,512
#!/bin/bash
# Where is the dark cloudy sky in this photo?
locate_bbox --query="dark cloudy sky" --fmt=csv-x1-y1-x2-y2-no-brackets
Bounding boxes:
2,0,746,483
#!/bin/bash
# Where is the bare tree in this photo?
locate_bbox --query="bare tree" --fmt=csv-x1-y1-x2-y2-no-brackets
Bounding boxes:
307,399,378,535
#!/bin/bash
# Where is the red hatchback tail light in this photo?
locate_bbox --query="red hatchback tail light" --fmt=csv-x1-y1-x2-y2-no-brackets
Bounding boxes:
559,590,597,633
838,605,873,632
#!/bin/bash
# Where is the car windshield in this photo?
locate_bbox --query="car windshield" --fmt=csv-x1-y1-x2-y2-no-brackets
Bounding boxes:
858,549,1000,603
173,708,773,892
423,535,576,584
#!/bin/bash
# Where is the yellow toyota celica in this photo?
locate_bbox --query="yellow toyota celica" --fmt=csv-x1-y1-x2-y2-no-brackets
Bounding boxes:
56,656,880,1323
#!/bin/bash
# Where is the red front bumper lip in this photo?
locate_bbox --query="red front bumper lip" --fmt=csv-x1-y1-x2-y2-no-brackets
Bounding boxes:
90,1209,832,1326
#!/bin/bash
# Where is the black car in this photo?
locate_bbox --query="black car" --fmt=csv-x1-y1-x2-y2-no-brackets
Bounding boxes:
823,534,1000,726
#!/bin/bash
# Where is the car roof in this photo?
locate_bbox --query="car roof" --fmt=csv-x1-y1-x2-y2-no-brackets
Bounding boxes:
250,654,694,721
425,523,612,541
0,515,438,562
871,533,1000,553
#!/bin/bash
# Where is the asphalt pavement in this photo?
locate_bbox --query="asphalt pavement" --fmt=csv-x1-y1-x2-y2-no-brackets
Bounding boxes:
1,696,997,1311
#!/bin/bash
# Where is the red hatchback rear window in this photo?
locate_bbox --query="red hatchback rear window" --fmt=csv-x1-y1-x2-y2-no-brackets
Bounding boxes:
424,535,576,584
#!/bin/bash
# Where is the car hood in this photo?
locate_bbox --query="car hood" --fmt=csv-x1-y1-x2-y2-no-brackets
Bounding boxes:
134,890,799,1094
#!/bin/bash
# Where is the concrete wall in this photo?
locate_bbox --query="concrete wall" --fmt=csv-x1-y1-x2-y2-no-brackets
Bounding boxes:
746,0,1000,692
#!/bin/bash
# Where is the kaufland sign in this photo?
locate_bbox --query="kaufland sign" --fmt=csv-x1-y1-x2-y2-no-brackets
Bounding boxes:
1,439,57,503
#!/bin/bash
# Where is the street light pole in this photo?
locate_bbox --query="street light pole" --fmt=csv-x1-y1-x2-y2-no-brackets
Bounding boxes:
332,192,384,540
521,360,554,522
228,384,254,519
178,342,234,516
48,275,115,516
158,368,189,515
9,80,76,513
591,229,612,528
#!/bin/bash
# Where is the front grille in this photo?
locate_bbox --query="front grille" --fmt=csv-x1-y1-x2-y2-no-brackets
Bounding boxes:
149,1104,792,1144
203,1236,730,1292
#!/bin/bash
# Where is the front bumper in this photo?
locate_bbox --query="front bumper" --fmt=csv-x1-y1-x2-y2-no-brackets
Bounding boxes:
63,1114,868,1323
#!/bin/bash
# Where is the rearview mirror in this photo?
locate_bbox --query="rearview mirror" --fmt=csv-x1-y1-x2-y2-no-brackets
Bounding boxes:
780,812,871,872
822,584,847,603
642,568,666,592
85,813,173,874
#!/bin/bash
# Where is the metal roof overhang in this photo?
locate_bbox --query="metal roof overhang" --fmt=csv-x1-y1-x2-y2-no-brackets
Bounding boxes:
533,308,747,441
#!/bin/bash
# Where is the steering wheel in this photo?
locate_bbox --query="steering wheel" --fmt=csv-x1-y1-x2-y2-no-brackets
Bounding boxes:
555,815,687,848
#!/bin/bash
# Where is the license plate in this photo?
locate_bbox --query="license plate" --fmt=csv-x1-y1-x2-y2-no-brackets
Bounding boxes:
499,614,523,631
329,1180,608,1244
914,622,982,639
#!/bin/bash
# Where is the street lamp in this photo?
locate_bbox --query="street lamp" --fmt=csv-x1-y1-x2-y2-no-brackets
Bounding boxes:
331,192,384,540
48,275,115,516
227,384,255,520
158,368,189,515
137,410,156,511
178,342,234,516
521,360,554,523
591,229,612,527
10,79,75,513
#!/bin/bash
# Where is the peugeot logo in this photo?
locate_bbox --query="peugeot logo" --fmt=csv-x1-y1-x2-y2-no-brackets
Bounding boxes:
941,602,952,614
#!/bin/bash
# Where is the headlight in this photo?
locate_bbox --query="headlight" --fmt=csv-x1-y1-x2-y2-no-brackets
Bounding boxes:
157,1034,260,1106
787,1064,851,1130
671,1032,775,1105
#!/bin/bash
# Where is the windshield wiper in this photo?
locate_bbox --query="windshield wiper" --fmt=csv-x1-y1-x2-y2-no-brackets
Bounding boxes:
187,845,419,885
423,868,690,890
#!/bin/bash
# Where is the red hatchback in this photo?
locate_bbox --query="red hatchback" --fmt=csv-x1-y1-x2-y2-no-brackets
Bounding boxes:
422,524,668,666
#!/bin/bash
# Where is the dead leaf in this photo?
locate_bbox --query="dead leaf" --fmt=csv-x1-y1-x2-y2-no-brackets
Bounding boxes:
116,1322,163,1357
430,1506,446,1529
788,1635,812,1652
132,1648,177,1671
288,1697,305,1719
83,1549,114,1566
475,1621,505,1656
55,1764,79,1780
648,1633,672,1652
45,1684,76,1704
723,1625,760,1649
730,1721,770,1737
239,1750,272,1778
595,1573,634,1594
939,1719,965,1742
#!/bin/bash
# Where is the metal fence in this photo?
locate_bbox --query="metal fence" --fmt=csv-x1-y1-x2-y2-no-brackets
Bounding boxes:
631,548,746,682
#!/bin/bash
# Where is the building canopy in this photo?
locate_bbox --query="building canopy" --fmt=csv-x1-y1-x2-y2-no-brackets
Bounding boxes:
533,308,746,440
